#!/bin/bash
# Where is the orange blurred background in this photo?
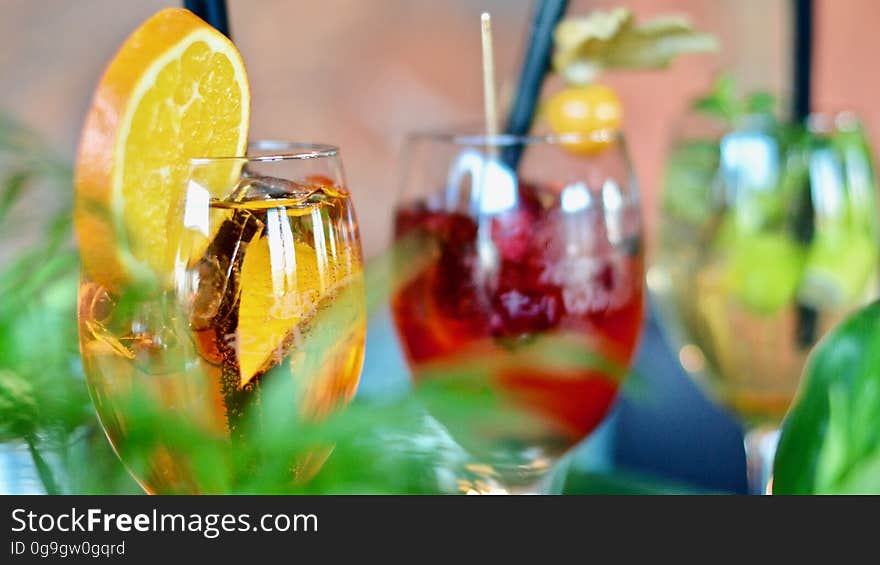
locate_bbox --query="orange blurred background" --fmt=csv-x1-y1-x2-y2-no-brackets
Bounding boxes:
1,0,876,258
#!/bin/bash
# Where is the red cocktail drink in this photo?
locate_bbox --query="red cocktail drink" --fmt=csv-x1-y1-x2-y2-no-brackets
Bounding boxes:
393,180,643,458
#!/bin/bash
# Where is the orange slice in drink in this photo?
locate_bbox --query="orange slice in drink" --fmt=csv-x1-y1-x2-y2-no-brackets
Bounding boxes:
236,220,362,389
74,8,250,291
236,239,324,386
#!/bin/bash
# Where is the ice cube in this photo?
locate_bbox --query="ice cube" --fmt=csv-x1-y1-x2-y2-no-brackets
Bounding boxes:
188,205,263,333
189,254,226,330
232,170,310,202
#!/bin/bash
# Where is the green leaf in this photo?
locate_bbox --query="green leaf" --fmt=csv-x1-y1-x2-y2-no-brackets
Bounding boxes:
0,370,38,440
0,170,30,226
746,91,776,115
692,96,727,120
774,300,880,493
691,74,778,126
25,436,61,495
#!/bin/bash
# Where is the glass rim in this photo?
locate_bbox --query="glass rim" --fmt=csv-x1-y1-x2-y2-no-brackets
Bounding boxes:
190,140,339,165
407,126,623,147
806,110,863,133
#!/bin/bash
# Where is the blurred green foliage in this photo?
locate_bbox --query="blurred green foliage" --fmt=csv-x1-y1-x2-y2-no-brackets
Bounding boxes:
0,114,138,494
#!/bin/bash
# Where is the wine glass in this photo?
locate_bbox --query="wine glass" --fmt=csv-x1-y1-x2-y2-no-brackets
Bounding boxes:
78,141,366,493
650,112,879,494
390,129,645,494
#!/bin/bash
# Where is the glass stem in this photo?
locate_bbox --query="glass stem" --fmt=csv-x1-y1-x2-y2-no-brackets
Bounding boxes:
744,426,780,495
506,456,570,495
505,473,555,495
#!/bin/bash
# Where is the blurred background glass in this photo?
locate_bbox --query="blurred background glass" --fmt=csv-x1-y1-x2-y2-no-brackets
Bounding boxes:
652,105,879,493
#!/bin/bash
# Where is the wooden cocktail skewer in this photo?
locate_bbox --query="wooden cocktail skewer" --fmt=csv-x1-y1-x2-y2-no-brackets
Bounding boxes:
481,12,499,145
473,11,515,218
445,12,505,213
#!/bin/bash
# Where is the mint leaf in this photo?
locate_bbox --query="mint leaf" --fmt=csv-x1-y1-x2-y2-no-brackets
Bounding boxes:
746,91,776,115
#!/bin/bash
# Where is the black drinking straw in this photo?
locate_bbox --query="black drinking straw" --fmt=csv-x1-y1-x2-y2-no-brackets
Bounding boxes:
185,0,231,39
792,0,817,347
502,0,569,170
792,0,813,123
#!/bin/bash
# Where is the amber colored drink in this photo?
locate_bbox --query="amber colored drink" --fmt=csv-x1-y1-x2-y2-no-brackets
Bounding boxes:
78,180,365,493
392,181,643,476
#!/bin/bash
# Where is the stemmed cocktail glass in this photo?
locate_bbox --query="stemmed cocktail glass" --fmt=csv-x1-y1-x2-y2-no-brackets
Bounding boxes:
650,112,879,494
391,129,645,493
78,142,365,493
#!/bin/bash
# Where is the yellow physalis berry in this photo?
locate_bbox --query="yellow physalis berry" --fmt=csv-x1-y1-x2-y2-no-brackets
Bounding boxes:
545,84,622,154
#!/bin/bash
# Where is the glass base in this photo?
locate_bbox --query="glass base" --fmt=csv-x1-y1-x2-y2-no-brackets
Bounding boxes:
744,426,780,495
460,455,570,495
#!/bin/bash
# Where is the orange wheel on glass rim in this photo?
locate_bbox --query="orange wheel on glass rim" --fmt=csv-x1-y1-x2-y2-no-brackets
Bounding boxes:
74,8,250,292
